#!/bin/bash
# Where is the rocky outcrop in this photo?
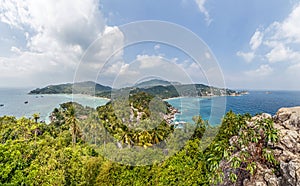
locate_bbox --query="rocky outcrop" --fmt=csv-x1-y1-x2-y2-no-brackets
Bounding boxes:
272,107,300,186
222,107,300,186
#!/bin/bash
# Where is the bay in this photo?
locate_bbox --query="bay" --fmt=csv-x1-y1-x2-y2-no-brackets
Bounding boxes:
166,91,300,125
1,89,300,126
0,88,109,123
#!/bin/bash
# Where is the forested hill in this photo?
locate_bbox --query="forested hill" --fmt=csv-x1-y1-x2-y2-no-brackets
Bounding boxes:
29,80,242,99
29,81,111,95
133,79,181,88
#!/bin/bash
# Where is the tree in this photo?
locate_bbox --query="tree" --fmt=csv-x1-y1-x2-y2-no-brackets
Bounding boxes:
32,113,40,123
65,105,81,147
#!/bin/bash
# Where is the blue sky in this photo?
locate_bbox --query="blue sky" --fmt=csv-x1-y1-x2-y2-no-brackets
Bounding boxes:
0,0,300,90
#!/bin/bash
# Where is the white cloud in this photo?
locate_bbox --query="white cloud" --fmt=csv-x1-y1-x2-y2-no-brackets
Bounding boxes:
236,51,255,63
194,0,212,25
239,2,300,64
10,46,21,54
237,1,300,88
280,3,300,43
0,0,124,87
245,64,273,77
266,43,300,63
236,29,263,63
250,30,263,50
260,3,300,63
137,54,164,69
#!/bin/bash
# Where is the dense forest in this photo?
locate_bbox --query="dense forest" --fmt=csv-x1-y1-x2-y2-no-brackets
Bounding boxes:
0,92,278,185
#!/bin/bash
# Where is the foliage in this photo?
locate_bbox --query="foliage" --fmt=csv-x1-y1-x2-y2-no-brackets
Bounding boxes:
97,92,174,148
29,81,111,95
29,80,239,99
0,94,279,185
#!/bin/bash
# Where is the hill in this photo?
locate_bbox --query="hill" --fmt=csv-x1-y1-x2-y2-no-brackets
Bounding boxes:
29,81,111,95
1,100,294,185
133,79,181,88
29,80,241,99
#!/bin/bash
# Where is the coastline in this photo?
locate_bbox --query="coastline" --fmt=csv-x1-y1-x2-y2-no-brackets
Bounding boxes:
163,94,243,101
0,91,110,124
29,93,111,101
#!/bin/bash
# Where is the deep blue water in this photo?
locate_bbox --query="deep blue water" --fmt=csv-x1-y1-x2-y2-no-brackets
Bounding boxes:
0,88,109,123
166,91,300,125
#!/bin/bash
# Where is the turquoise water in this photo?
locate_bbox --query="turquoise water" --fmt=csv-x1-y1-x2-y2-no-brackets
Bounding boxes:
1,89,300,125
166,91,300,125
0,88,109,123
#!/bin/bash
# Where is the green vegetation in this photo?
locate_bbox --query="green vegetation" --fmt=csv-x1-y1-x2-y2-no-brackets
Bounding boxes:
29,81,111,95
29,80,240,99
133,79,181,88
0,92,278,185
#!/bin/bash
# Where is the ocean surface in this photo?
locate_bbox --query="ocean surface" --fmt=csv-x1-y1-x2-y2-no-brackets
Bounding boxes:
1,89,300,125
166,91,300,125
0,88,109,123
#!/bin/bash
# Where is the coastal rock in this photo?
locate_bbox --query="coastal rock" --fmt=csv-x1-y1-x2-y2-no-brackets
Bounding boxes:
222,107,300,186
257,107,300,186
274,107,300,128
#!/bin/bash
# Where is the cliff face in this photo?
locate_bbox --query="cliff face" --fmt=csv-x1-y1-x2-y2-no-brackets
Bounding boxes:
221,107,300,186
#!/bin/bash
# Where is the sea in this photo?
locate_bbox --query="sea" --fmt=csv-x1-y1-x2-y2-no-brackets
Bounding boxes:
1,88,300,125
0,88,109,123
166,91,300,125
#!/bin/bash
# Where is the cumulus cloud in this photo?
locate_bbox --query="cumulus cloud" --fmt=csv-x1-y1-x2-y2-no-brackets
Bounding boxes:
250,30,264,50
0,0,124,87
236,51,255,63
194,0,212,25
238,2,300,65
236,29,263,63
259,3,300,64
237,2,300,90
265,43,300,63
137,54,165,69
245,64,273,77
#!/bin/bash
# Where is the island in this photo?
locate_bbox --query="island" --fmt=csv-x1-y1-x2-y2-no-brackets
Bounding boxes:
29,79,246,99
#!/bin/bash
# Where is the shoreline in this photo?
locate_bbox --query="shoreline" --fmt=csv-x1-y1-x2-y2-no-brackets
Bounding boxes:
163,94,243,101
30,93,111,101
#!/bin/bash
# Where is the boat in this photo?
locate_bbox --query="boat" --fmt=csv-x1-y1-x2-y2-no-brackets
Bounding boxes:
0,104,4,107
24,101,28,104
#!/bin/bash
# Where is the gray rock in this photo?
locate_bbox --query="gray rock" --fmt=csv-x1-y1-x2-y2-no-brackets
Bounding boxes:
220,107,300,186
274,107,300,186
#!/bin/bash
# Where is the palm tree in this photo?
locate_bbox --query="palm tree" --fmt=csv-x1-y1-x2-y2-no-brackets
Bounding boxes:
65,105,81,147
32,113,40,123
151,129,164,144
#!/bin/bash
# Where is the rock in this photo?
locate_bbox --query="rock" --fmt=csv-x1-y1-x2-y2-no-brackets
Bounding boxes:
252,113,272,121
223,107,300,185
280,161,300,186
275,108,292,122
255,181,267,186
274,107,300,186
264,172,279,186
281,130,298,150
275,107,300,128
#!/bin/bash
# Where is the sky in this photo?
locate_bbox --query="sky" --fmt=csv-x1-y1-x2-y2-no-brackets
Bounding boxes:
0,0,300,90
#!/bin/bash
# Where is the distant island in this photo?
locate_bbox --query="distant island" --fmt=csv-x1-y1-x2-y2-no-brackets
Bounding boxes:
29,79,247,99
